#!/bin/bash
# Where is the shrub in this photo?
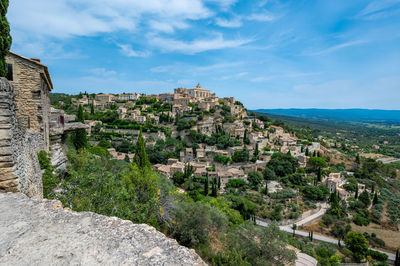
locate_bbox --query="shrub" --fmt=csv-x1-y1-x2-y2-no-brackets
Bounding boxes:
322,214,335,226
38,150,51,169
353,215,370,226
366,249,388,261
270,189,296,199
302,185,330,201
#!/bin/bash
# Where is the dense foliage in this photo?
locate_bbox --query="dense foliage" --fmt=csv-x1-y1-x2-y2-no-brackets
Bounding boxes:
0,0,11,77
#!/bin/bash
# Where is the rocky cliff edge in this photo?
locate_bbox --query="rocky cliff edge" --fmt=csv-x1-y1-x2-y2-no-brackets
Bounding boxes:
0,193,206,266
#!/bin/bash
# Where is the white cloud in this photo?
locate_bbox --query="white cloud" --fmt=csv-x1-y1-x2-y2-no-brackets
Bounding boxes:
149,20,189,33
151,33,253,54
8,0,213,38
118,44,150,57
90,68,117,77
215,17,243,28
247,12,277,22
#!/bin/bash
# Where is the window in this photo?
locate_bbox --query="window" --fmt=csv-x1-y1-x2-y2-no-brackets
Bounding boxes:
6,64,13,81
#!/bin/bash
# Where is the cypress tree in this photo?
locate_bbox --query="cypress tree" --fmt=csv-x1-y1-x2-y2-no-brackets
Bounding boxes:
77,104,84,122
355,184,359,199
355,154,361,165
217,176,221,189
134,130,150,169
254,143,259,157
211,178,217,197
395,249,399,266
204,174,209,196
73,105,87,150
305,147,309,156
373,192,378,205
90,103,94,115
0,0,12,77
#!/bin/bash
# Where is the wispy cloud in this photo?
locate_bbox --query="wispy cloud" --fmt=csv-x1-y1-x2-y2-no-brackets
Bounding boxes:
306,40,367,56
215,17,243,28
118,44,150,57
151,33,253,54
250,72,322,83
215,10,278,28
357,0,400,20
220,72,248,80
248,11,277,22
90,68,117,77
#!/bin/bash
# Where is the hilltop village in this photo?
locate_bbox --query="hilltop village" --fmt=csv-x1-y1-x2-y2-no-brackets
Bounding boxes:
62,85,345,189
2,51,400,265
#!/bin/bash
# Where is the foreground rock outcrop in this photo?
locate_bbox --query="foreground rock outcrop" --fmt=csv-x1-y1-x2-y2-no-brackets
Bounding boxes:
0,193,206,265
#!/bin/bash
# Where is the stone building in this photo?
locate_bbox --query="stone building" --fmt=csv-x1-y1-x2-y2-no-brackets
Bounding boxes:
188,84,211,99
159,93,174,102
95,94,115,105
5,51,53,150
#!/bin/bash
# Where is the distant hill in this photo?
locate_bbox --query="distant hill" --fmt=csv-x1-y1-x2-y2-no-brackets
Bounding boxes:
253,109,400,124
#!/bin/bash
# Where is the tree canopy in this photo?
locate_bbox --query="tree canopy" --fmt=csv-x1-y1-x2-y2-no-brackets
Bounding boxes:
0,0,11,77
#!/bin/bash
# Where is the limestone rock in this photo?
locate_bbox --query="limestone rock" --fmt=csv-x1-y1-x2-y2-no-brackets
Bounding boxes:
0,193,206,266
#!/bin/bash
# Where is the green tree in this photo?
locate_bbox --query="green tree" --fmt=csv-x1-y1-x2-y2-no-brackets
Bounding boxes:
247,171,263,189
308,157,327,182
211,178,218,197
134,130,150,168
172,171,185,186
292,224,297,237
344,231,369,262
358,190,370,206
355,184,359,199
227,222,296,265
169,201,227,248
331,221,351,246
302,185,330,201
204,174,209,196
267,152,298,177
373,192,378,205
0,0,11,77
262,167,277,181
73,105,88,150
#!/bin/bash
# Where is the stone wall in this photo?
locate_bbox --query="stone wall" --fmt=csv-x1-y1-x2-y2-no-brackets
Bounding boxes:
0,78,43,199
6,53,51,151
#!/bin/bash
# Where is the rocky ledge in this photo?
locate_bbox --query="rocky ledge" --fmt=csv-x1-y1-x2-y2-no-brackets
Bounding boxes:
0,193,206,265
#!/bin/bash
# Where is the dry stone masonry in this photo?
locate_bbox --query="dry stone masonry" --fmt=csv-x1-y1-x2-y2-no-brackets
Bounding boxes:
0,193,206,265
0,78,43,198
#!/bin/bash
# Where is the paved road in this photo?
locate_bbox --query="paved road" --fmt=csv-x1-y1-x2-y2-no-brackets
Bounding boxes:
256,219,396,261
295,203,329,226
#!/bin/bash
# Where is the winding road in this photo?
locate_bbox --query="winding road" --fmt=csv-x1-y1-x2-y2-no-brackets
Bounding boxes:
255,204,396,262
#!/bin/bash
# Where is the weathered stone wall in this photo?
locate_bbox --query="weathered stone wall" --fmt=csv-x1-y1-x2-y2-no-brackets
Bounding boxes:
0,78,16,192
5,54,51,151
0,193,206,265
0,78,43,199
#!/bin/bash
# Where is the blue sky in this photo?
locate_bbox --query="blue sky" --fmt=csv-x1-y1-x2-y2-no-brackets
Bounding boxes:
7,0,400,109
